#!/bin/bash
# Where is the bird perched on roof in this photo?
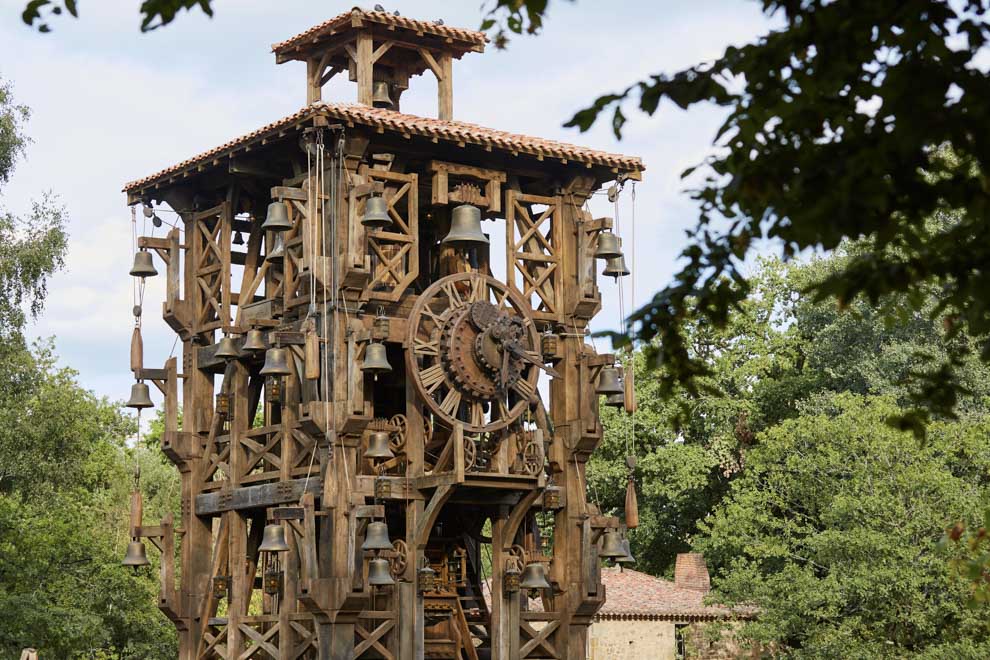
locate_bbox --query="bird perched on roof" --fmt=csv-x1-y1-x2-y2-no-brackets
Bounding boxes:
436,19,444,25
374,4,385,11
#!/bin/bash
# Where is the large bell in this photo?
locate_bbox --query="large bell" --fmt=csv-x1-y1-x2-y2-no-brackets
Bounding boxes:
259,523,290,553
599,529,626,558
361,195,392,228
365,431,395,460
519,561,552,591
126,381,154,409
262,201,292,232
362,341,392,377
243,329,266,352
596,366,623,395
616,538,636,565
368,557,395,586
129,250,158,278
441,204,489,248
605,392,625,408
215,335,239,360
372,81,394,109
260,347,293,376
362,521,393,551
594,231,622,259
122,540,150,569
603,254,630,278
266,234,285,262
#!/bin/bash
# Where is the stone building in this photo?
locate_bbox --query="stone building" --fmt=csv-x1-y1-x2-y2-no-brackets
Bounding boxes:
587,554,756,660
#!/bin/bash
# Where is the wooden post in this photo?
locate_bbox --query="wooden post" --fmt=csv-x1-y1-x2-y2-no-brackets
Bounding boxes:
438,52,453,120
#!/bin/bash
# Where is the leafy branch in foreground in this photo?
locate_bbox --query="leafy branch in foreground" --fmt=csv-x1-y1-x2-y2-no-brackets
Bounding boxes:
20,0,213,32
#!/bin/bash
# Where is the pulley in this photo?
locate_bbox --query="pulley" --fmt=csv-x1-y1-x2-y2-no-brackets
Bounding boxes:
361,195,392,228
594,231,622,259
122,540,150,569
362,521,393,551
126,381,154,409
599,529,626,558
603,254,630,278
266,234,285,262
441,204,489,248
259,523,290,553
362,341,392,377
372,81,394,109
242,329,266,353
215,335,239,360
365,431,395,460
129,250,158,278
260,347,293,377
262,201,292,232
519,561,552,591
595,366,623,395
368,557,396,586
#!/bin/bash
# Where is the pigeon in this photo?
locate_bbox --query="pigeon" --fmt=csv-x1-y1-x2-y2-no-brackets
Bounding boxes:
374,4,385,12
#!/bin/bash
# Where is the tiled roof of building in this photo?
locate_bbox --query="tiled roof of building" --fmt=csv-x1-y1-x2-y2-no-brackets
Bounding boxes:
123,102,644,193
597,567,741,621
271,7,487,55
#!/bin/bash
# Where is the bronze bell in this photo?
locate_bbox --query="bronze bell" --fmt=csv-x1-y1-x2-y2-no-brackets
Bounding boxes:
616,538,635,565
365,431,395,460
126,381,154,409
122,540,150,569
594,231,622,259
372,81,394,109
233,230,244,245
599,529,626,558
261,347,293,377
362,520,393,551
603,254,630,278
215,335,239,360
368,557,395,586
129,250,158,278
361,195,392,228
596,366,623,395
362,341,392,377
441,204,489,248
242,329,266,352
262,200,292,232
519,561,552,591
266,234,285,262
605,391,625,408
259,523,290,553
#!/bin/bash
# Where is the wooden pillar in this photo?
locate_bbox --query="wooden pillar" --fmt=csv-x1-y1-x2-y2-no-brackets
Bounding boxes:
356,32,373,106
438,52,453,120
307,57,323,104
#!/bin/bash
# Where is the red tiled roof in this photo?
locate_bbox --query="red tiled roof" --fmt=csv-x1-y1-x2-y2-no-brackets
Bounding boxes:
272,7,487,55
123,102,644,193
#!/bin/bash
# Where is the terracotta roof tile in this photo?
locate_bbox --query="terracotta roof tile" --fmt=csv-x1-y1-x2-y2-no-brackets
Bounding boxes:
272,7,487,55
123,103,644,193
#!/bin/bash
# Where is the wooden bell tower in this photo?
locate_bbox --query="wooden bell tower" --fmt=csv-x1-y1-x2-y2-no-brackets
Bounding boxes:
123,7,643,659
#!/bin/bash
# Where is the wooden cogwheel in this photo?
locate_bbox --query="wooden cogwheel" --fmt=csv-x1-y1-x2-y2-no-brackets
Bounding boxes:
406,272,540,434
390,539,408,578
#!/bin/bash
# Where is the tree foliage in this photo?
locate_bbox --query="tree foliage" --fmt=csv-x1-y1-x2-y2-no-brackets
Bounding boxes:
20,0,213,32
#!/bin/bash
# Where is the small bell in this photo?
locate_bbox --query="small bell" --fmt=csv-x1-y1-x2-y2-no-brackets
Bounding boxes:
233,230,244,245
126,381,154,409
263,568,284,595
365,431,395,460
372,81,394,109
596,366,623,395
362,341,392,377
519,561,552,591
262,201,292,232
441,204,489,248
215,335,239,361
368,557,395,586
260,347,293,376
616,538,636,565
603,254,630,278
259,523,290,553
418,563,437,593
599,529,626,559
361,195,391,229
503,562,522,593
122,540,150,569
605,392,625,408
143,205,154,218
362,521,393,551
594,231,622,259
266,234,285,262
242,329,266,352
129,250,158,278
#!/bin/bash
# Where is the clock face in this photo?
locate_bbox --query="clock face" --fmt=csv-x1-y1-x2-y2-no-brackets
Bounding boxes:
406,272,541,433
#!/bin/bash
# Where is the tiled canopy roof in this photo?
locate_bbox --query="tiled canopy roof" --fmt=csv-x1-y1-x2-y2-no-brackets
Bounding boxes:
596,567,753,621
123,102,644,193
272,7,487,56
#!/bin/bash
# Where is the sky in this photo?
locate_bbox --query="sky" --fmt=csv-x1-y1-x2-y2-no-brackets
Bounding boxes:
0,0,773,405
